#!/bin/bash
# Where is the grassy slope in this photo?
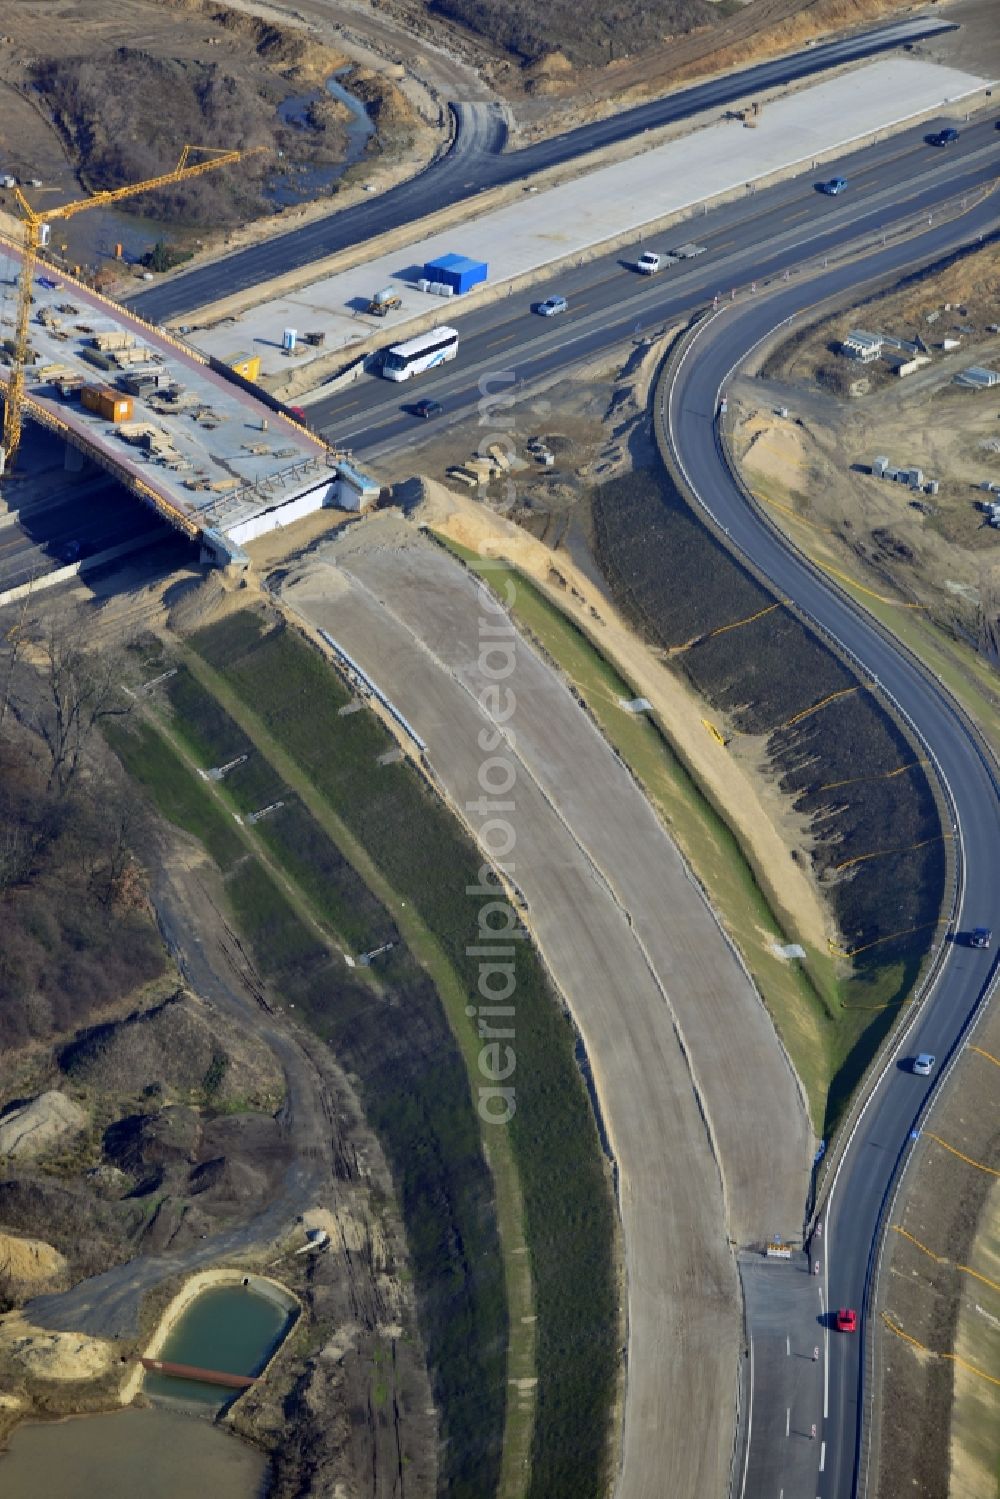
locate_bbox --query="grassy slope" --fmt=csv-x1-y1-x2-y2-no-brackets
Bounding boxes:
166,646,538,1499
108,685,509,1499
188,610,619,1499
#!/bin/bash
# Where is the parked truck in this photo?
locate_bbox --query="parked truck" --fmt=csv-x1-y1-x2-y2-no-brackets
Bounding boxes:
367,287,402,317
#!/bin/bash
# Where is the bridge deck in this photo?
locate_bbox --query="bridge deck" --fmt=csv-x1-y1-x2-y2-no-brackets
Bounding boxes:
0,239,332,542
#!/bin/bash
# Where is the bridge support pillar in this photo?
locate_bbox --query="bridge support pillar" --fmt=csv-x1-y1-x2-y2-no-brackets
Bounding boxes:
64,443,85,474
200,526,250,573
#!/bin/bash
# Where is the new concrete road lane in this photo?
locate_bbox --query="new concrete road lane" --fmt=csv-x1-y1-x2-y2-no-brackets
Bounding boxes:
665,218,1000,1497
304,116,999,454
130,15,956,321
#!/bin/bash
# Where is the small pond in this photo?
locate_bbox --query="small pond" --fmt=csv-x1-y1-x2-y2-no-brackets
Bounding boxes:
144,1280,296,1408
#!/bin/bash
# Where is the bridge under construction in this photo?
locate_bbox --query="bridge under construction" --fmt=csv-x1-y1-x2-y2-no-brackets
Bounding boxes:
0,239,376,568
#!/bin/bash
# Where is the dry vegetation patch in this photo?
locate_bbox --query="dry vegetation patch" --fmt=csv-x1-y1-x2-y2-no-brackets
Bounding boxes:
0,0,414,240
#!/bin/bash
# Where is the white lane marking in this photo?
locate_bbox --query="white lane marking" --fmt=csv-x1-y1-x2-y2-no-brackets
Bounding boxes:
738,1335,754,1499
820,1440,827,1472
787,1335,790,1356
819,1283,829,1420
786,1407,790,1437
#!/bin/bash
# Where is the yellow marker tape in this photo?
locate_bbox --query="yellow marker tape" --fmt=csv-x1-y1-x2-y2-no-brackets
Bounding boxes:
701,718,727,746
969,1044,1000,1070
707,600,784,640
817,760,927,792
829,918,946,968
754,492,835,534
819,561,926,608
924,1133,1000,1178
832,832,950,874
777,685,858,732
880,1314,1000,1387
892,1225,946,1263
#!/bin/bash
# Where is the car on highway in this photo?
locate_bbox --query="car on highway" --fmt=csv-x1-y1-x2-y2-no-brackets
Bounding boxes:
36,275,59,290
912,1053,935,1076
969,926,992,949
536,295,569,317
412,398,444,420
835,1308,858,1333
58,540,81,563
927,128,959,147
818,176,848,195
635,251,663,275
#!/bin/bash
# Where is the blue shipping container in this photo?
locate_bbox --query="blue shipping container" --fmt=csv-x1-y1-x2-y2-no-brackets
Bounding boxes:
423,253,488,296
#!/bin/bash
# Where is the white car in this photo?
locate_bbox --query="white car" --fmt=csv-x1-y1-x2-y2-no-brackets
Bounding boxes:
536,295,568,317
636,252,662,275
912,1053,935,1077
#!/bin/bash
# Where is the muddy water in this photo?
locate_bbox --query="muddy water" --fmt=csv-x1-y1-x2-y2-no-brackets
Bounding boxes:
271,69,375,205
0,1407,269,1498
51,69,373,271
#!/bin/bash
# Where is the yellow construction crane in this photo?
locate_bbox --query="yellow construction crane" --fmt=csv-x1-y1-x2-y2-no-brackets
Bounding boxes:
1,144,264,470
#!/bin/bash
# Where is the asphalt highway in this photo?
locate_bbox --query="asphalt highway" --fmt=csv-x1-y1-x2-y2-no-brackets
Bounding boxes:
130,14,956,322
0,473,170,593
300,115,999,453
13,90,997,1496
666,208,1000,1499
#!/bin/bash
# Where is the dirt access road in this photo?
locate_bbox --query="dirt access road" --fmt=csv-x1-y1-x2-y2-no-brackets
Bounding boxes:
25,843,344,1341
279,517,813,1499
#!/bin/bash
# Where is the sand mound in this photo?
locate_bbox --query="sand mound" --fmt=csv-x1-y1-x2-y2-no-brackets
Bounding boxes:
166,569,255,636
0,1313,114,1382
0,1092,86,1162
0,1232,67,1286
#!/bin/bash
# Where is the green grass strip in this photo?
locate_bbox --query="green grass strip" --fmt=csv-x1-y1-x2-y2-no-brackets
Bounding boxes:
108,692,509,1498
188,612,619,1499
174,642,535,1499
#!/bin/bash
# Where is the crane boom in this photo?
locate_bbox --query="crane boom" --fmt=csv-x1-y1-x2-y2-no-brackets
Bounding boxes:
2,144,264,470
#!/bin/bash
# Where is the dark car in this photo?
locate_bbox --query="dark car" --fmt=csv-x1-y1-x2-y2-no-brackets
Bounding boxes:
412,398,444,420
928,128,960,147
58,540,81,564
970,926,992,949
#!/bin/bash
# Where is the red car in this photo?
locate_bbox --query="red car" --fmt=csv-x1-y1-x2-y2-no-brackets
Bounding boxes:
835,1308,857,1333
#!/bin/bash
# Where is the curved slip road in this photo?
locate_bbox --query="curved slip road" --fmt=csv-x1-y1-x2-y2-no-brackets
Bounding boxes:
662,201,1000,1498
130,15,955,322
280,521,812,1498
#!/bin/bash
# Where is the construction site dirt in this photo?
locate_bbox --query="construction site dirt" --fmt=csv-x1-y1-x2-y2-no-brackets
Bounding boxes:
0,0,427,274
0,654,437,1494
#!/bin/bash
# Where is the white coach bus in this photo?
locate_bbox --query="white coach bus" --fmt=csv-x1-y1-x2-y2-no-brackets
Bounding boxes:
380,325,459,381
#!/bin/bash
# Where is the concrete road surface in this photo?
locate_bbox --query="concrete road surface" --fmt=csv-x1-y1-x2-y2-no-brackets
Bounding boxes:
281,520,813,1497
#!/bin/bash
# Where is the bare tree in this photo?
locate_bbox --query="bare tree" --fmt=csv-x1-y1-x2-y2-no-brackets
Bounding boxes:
0,586,33,737
34,621,133,795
